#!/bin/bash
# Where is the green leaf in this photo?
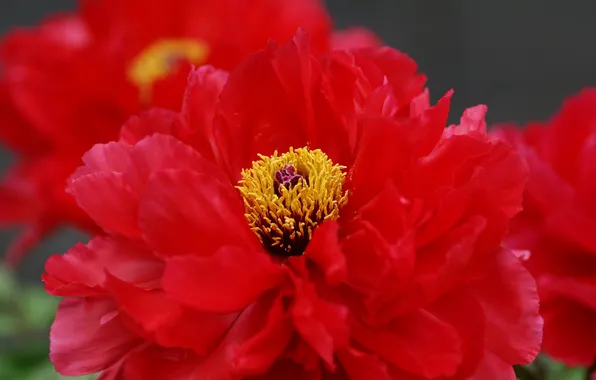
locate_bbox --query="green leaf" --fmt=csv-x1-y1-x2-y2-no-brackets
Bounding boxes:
0,313,21,336
0,266,16,302
19,288,60,329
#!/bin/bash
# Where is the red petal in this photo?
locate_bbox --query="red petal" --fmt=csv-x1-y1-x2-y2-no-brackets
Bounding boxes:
43,236,162,296
539,275,596,310
150,61,192,111
290,275,349,368
360,84,400,120
163,246,285,313
108,275,236,355
352,309,462,378
428,290,486,378
155,309,237,357
75,141,132,176
50,298,140,376
0,82,49,155
577,133,596,215
70,171,140,238
443,104,488,137
348,117,405,209
119,109,180,145
337,348,392,380
331,28,381,50
233,295,294,376
496,126,574,215
545,207,596,252
548,88,596,183
126,134,206,185
467,351,516,380
541,299,596,366
341,220,415,304
349,92,451,208
304,221,346,285
73,134,203,191
107,275,182,332
413,133,527,220
186,292,290,379
216,35,314,178
471,249,542,366
385,216,486,317
121,346,199,380
138,168,254,256
71,135,215,239
249,359,321,380
180,65,228,161
352,47,426,114
0,168,40,224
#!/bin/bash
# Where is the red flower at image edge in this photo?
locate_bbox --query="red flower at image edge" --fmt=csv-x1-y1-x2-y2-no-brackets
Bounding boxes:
496,88,596,367
43,34,542,379
0,0,380,265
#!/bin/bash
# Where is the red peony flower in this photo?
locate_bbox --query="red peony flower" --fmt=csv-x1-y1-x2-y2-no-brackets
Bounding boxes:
0,0,379,265
43,33,542,379
496,88,596,368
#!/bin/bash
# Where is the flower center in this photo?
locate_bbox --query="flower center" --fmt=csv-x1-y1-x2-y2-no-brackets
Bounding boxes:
127,39,209,102
237,148,348,257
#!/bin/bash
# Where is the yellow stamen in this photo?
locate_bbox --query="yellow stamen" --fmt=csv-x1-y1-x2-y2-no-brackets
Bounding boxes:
237,147,348,256
127,39,209,102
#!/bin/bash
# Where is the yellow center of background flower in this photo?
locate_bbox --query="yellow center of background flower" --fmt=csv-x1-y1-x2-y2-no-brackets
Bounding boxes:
237,147,348,256
127,39,209,102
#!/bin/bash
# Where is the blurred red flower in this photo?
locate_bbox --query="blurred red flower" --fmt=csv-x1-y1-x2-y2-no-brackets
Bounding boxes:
0,0,380,265
496,88,596,368
43,33,541,379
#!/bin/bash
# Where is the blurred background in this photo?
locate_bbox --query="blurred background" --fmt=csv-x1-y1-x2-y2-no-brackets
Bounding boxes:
0,0,595,379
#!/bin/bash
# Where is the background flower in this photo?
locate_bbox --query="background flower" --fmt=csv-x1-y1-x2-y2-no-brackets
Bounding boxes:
44,33,541,379
0,0,380,265
495,88,596,369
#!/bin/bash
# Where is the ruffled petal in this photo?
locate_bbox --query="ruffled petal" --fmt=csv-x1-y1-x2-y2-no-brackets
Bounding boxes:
216,33,322,178
443,105,487,137
70,135,210,238
304,221,346,285
352,309,462,378
119,109,181,145
179,65,228,161
43,236,162,296
350,47,427,115
290,274,349,368
541,299,596,366
467,351,516,380
471,249,542,366
69,171,141,238
138,168,254,256
337,348,392,380
349,92,451,209
108,275,236,355
232,295,294,376
539,275,596,310
120,347,199,380
428,290,486,378
331,28,381,50
548,88,596,183
163,247,285,313
50,298,141,376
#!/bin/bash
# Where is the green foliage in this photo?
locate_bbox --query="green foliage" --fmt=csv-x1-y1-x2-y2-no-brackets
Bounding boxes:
0,266,95,379
516,356,589,380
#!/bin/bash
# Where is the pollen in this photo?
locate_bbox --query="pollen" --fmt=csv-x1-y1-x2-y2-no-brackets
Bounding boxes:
237,147,349,257
128,39,209,102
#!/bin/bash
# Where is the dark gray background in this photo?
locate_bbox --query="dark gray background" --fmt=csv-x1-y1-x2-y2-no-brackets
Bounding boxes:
1,0,595,281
